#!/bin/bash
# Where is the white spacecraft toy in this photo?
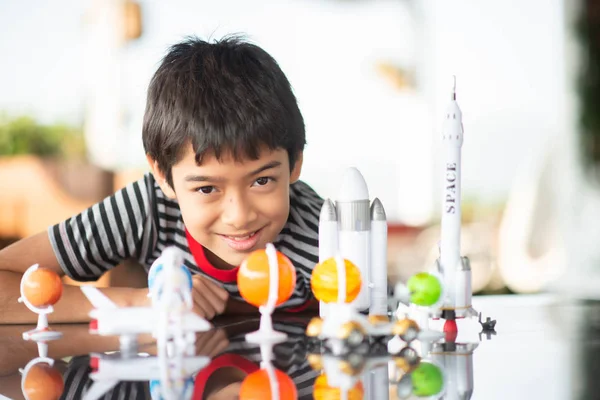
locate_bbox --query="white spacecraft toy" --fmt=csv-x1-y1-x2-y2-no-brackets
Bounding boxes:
431,77,477,321
390,78,477,328
318,168,389,318
81,247,212,400
81,247,211,340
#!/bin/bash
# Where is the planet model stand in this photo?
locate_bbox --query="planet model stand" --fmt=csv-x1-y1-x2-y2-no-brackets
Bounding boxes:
238,243,296,345
18,266,65,400
18,264,64,343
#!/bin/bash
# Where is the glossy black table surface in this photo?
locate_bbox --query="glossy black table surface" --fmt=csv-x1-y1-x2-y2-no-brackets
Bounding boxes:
0,294,596,400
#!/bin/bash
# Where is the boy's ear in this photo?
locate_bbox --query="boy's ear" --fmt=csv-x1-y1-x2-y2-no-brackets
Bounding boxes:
146,154,177,199
290,152,303,184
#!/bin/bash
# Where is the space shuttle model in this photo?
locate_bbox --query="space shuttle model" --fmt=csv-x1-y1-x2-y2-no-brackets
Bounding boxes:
318,168,388,317
319,77,477,324
433,77,477,320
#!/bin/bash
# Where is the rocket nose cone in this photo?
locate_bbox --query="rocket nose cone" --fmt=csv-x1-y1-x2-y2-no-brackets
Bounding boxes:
370,198,386,221
337,167,369,201
320,199,337,221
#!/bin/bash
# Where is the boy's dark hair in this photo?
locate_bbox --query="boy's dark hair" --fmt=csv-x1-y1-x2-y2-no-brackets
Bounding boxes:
142,35,306,187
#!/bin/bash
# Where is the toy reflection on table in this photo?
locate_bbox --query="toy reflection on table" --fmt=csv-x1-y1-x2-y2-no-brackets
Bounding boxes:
308,344,445,400
19,338,64,400
237,243,296,344
83,352,206,400
80,247,211,400
238,342,298,400
394,358,445,399
423,340,478,400
388,315,479,400
478,313,497,341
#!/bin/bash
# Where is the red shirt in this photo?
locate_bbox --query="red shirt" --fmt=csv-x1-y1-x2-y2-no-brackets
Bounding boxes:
185,229,311,312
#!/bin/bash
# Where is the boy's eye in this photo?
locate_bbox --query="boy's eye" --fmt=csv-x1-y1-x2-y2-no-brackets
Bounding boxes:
197,186,216,194
253,177,273,186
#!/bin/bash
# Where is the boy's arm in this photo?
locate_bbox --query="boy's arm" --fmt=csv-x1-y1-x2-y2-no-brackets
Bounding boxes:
0,231,149,324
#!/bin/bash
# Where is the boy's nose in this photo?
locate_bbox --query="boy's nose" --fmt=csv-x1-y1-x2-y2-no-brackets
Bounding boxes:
221,194,258,230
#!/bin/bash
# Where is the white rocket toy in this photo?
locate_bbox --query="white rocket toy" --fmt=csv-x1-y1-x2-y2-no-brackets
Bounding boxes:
433,77,477,321
318,168,389,317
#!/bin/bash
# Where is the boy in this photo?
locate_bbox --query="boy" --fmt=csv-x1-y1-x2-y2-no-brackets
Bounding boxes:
0,35,323,323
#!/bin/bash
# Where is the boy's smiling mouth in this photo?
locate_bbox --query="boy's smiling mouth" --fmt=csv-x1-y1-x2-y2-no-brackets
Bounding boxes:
218,227,265,252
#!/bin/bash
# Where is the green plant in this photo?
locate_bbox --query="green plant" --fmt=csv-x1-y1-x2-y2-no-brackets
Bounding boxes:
0,114,86,159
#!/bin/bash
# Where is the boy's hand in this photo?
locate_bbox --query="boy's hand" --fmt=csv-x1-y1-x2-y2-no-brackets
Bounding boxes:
191,275,229,319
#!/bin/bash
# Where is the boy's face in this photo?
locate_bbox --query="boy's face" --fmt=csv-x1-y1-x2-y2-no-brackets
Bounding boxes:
149,143,302,269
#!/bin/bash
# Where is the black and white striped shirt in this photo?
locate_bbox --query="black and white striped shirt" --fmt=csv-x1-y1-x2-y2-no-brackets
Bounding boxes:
48,173,323,309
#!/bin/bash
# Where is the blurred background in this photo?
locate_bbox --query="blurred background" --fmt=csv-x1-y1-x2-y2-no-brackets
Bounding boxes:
0,0,596,296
